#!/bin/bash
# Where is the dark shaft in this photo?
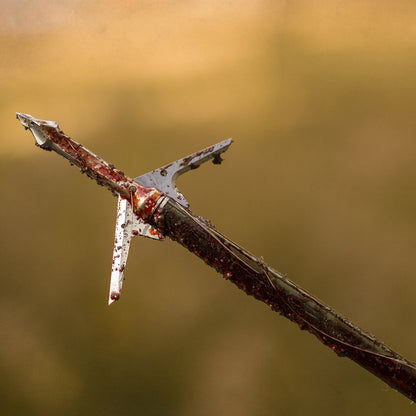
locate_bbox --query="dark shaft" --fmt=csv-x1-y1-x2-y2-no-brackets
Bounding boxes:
17,113,416,401
150,198,416,400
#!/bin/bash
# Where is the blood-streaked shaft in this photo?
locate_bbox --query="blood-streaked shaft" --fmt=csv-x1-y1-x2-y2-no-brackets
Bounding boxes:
16,113,161,219
18,112,416,401
149,197,416,401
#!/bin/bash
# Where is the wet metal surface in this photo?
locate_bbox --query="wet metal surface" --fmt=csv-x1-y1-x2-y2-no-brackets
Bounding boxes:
109,196,164,305
134,138,232,207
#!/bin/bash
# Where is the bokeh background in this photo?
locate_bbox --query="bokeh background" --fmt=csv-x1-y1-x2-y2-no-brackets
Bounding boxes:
1,1,416,414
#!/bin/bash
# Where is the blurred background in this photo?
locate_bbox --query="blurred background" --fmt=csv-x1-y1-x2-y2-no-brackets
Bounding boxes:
1,1,416,414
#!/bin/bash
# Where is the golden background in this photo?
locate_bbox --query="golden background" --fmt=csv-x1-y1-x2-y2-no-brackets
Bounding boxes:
1,1,416,414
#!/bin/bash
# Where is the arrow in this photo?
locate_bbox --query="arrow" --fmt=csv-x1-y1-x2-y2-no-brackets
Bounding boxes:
17,112,416,402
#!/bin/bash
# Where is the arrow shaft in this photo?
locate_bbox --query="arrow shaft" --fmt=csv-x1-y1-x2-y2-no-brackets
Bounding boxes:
17,113,416,401
150,197,416,401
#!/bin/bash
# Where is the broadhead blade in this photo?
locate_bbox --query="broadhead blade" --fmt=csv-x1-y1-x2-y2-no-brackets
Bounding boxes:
134,138,232,207
108,196,163,305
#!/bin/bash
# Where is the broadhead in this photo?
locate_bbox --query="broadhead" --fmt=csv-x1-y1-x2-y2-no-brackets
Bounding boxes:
108,138,233,304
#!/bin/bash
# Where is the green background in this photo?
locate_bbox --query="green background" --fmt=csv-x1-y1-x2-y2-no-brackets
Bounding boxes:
1,1,416,414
